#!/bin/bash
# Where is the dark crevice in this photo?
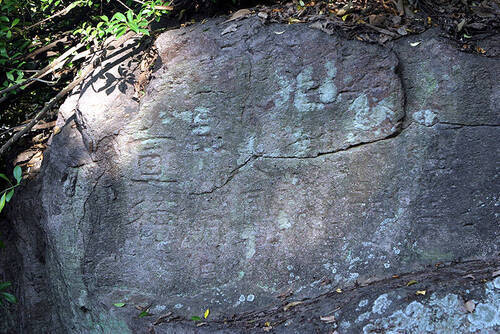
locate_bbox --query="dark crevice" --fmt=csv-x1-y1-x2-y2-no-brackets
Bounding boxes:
261,126,407,161
437,121,500,128
189,154,259,195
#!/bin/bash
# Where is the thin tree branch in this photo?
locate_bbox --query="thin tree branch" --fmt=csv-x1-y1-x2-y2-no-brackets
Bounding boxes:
115,0,133,11
131,0,173,10
25,1,81,30
23,34,72,60
0,31,136,156
0,43,86,104
0,62,95,156
0,78,56,98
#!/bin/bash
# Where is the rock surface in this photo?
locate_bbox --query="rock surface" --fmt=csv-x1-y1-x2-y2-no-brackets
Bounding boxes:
1,17,499,333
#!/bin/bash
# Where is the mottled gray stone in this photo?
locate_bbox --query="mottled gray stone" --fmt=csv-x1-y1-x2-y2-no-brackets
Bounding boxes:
2,18,499,333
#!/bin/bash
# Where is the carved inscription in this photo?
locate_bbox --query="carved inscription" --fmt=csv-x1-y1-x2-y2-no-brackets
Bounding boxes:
137,154,162,175
129,138,177,182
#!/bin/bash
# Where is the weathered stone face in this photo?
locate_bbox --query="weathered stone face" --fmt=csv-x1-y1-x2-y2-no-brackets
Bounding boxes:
3,17,499,333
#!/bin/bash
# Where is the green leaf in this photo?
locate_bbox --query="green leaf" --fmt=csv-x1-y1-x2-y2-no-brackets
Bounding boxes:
112,12,127,22
0,173,10,183
115,26,128,38
13,166,21,184
191,316,201,321
113,302,126,307
0,193,6,213
5,189,14,202
100,15,109,22
0,17,9,23
138,310,152,318
128,21,139,33
126,10,133,23
6,71,14,81
6,30,11,39
138,28,150,36
1,292,17,303
11,18,19,27
0,282,11,290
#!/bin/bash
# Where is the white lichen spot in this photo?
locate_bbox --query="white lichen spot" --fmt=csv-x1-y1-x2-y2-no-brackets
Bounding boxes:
349,94,397,131
275,73,293,109
287,265,294,271
413,109,438,127
319,60,338,103
347,273,360,283
192,126,210,136
247,294,255,302
384,262,391,269
241,229,256,259
174,303,183,309
358,299,369,309
340,320,351,329
362,280,500,333
278,210,292,230
493,277,500,289
151,305,166,313
239,295,246,302
356,311,371,323
294,66,325,113
372,294,392,314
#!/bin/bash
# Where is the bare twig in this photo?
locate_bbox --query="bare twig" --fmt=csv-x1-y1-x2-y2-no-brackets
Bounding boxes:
115,0,133,11
131,0,173,10
23,34,73,60
0,32,136,156
32,43,86,80
363,22,399,37
26,2,81,30
0,62,95,156
0,43,86,104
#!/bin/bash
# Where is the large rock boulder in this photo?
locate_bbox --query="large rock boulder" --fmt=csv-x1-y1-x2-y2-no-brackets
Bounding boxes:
2,17,499,333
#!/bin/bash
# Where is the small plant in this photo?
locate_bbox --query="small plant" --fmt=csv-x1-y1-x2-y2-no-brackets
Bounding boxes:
0,165,22,214
0,282,16,306
74,1,172,42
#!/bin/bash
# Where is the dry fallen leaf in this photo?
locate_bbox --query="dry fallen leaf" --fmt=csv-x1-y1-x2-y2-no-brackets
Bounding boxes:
476,47,486,54
407,280,418,286
410,41,421,47
221,23,238,36
392,274,400,279
457,18,466,32
284,301,303,311
274,31,285,35
258,12,268,20
416,290,426,295
204,308,209,319
336,288,342,293
53,126,61,135
397,26,408,35
464,300,475,313
227,9,251,22
320,314,336,323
